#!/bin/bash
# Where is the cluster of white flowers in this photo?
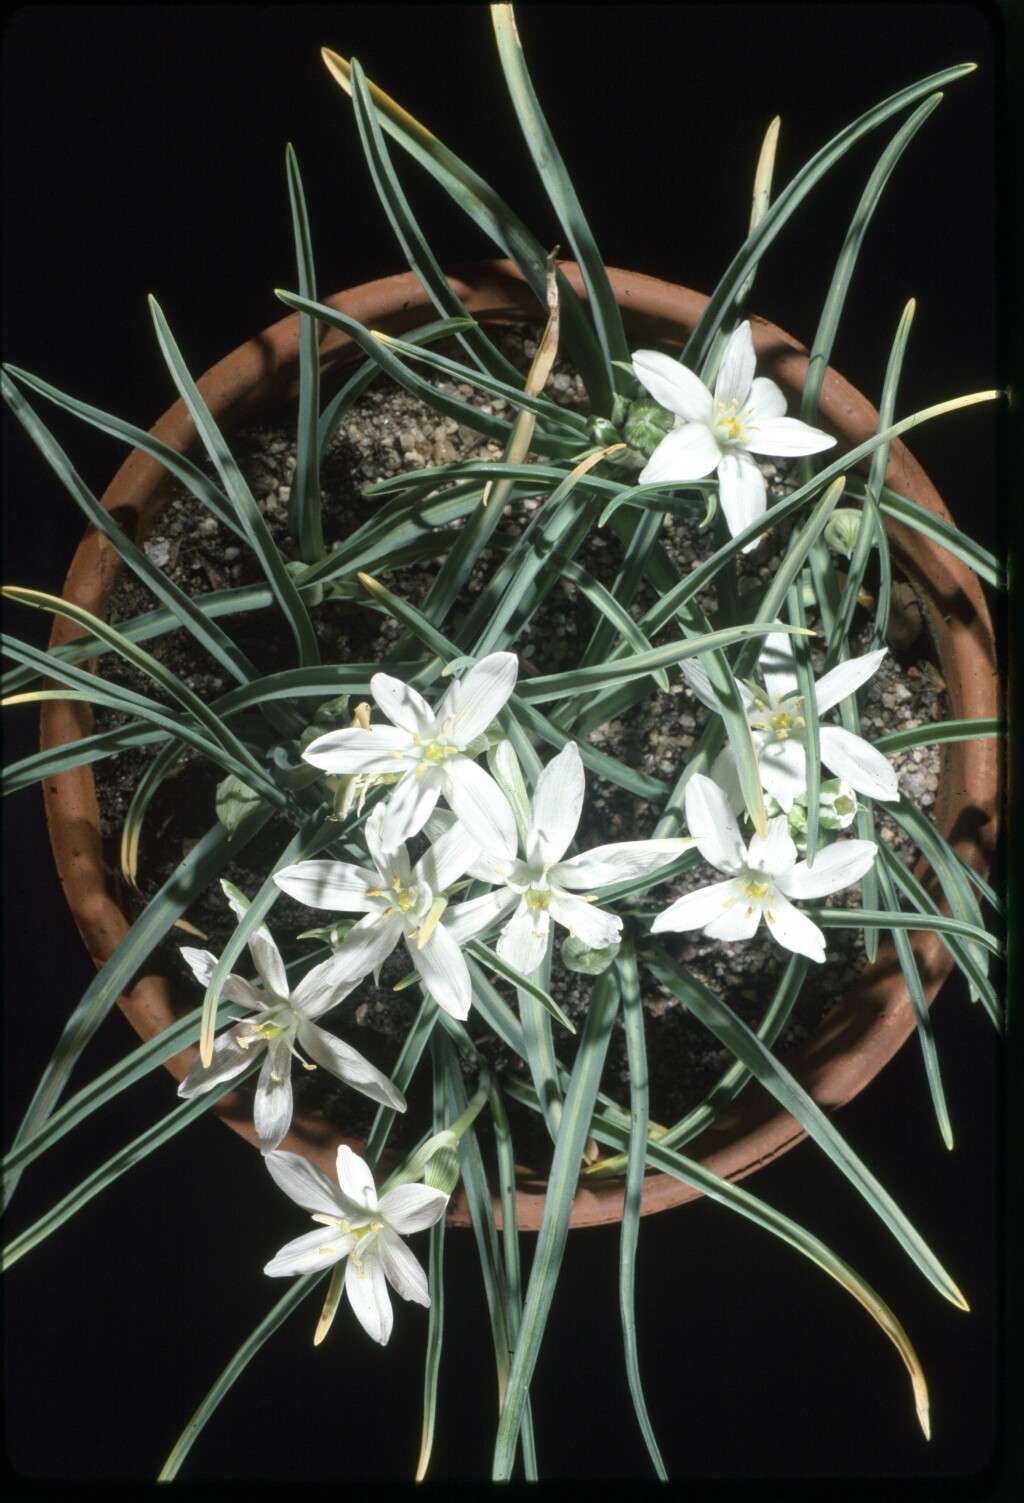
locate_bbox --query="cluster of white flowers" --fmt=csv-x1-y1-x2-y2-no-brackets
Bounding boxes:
181,632,895,1343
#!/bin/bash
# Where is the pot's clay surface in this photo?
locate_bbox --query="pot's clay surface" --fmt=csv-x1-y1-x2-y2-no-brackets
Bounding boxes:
41,262,1000,1228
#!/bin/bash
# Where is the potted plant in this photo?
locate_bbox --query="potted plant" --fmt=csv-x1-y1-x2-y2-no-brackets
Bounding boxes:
3,0,1004,1478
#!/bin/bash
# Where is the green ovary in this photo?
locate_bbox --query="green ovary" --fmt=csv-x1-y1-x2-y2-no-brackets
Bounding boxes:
525,887,551,913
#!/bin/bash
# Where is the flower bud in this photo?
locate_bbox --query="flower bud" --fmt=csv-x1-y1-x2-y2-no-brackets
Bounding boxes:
824,508,868,559
622,397,675,457
423,1144,461,1196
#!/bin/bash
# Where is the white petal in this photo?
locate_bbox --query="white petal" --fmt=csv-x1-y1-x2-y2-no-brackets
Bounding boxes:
369,672,435,735
496,901,550,975
677,657,724,713
265,1149,344,1217
296,1022,406,1110
380,766,443,848
177,1027,255,1097
639,422,723,485
632,348,714,421
717,452,766,548
253,1046,295,1154
414,922,474,1019
527,742,584,867
684,774,745,873
547,889,621,950
346,1248,392,1344
335,1144,379,1214
553,837,690,890
379,1228,431,1307
289,955,358,1019
301,724,414,775
704,897,763,944
219,890,288,1001
378,1183,449,1235
274,859,381,914
264,1225,349,1277
747,416,836,458
758,740,807,813
416,816,479,893
813,648,887,714
179,950,266,1012
746,816,798,878
819,725,899,801
758,630,799,703
442,888,518,944
650,879,741,933
713,322,756,407
442,757,517,859
319,910,403,984
748,375,788,420
764,891,826,962
436,651,518,745
364,802,410,882
708,747,745,815
779,838,878,899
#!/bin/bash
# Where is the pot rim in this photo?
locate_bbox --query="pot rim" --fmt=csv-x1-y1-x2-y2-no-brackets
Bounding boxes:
39,259,1000,1229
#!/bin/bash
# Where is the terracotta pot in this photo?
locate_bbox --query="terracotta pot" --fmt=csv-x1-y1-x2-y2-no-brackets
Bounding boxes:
40,260,1000,1230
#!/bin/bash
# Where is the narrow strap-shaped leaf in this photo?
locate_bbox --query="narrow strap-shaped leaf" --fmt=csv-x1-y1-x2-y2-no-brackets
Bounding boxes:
825,299,915,671
3,589,279,800
878,840,1001,1032
158,1270,329,1481
493,968,621,1477
801,99,941,426
617,938,668,1478
803,906,1001,952
147,295,321,667
683,63,976,371
320,47,611,409
1,373,261,688
786,581,821,860
2,365,245,538
416,1036,450,1482
600,1124,932,1438
436,1027,514,1415
348,59,524,389
3,1059,260,1270
465,940,573,1033
364,997,438,1167
2,999,248,1186
874,850,953,1147
2,812,271,1211
643,946,967,1309
875,717,1004,756
872,480,1005,587
284,144,325,564
491,3,628,381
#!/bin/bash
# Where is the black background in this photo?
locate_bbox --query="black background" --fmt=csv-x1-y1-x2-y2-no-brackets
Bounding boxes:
1,3,1010,1486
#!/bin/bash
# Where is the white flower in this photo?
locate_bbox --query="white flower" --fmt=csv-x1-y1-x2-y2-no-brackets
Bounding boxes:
631,322,836,548
651,774,877,963
178,882,405,1155
274,803,483,1020
444,742,691,975
680,629,899,812
300,652,519,855
264,1145,448,1345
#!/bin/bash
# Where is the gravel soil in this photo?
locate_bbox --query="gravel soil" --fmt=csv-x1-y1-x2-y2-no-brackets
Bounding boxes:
87,326,947,1168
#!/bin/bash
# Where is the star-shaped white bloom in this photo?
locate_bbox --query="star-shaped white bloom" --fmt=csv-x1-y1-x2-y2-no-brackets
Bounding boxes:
679,629,899,812
300,652,519,855
444,742,692,975
274,803,484,1020
632,322,836,549
651,774,877,963
178,882,405,1155
264,1145,448,1345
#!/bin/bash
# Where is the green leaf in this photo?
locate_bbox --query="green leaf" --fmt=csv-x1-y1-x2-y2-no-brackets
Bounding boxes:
284,144,326,564
644,947,968,1309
